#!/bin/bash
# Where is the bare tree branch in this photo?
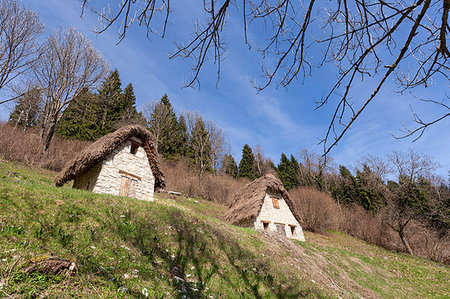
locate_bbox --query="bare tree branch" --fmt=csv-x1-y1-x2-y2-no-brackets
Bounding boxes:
33,28,109,152
81,0,450,155
0,0,43,93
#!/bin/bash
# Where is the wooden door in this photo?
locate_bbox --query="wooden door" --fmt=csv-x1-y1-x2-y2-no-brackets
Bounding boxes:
128,179,137,197
120,176,129,196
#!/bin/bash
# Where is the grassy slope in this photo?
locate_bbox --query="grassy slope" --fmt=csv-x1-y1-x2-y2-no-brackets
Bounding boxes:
0,161,448,298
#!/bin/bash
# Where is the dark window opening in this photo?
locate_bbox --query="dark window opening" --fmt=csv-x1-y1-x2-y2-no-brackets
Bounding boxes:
262,222,269,231
290,225,296,235
130,141,139,154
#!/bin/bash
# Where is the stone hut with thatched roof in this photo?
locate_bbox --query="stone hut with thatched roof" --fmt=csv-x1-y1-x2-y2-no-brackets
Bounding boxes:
55,125,165,201
224,174,305,241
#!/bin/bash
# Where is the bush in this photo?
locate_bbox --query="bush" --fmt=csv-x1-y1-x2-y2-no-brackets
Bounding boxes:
160,159,248,205
289,187,341,232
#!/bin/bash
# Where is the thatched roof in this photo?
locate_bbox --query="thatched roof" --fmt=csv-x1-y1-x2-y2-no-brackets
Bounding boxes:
55,125,165,190
224,174,301,227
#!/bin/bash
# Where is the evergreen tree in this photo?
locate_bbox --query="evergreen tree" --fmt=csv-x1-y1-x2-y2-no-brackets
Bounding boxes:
277,153,299,190
221,154,238,177
238,144,255,180
9,87,42,130
113,83,145,128
290,154,299,177
56,88,100,140
96,69,123,136
58,70,146,140
175,114,190,158
355,165,387,211
147,94,179,159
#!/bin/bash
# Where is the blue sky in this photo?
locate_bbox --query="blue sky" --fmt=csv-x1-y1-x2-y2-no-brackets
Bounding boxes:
1,0,449,178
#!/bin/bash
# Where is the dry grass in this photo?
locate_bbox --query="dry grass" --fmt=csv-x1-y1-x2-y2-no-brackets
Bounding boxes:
160,159,248,205
0,123,89,171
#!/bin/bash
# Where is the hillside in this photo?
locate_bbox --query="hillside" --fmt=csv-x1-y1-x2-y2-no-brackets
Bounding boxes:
0,161,448,298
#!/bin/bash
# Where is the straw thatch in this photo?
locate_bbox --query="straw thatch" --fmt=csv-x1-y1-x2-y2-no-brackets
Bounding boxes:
224,174,301,227
55,125,165,189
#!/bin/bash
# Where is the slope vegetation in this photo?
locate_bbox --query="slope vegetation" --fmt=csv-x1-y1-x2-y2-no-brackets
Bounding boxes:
0,161,448,298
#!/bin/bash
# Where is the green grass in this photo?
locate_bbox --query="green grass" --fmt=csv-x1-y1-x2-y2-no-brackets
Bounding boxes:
0,161,448,298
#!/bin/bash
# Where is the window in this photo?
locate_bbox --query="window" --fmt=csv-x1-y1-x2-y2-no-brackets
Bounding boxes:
262,221,269,231
275,223,286,236
130,140,139,154
289,225,296,236
272,197,280,209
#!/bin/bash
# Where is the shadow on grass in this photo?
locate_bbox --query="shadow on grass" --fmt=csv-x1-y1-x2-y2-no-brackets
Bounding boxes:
93,207,314,298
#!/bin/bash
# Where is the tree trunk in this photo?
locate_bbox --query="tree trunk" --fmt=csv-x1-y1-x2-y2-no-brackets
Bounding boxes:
398,227,414,255
42,116,58,152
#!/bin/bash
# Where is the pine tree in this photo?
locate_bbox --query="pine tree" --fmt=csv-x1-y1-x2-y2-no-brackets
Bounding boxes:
56,88,100,140
96,69,123,136
221,154,238,177
113,83,145,128
175,114,190,158
147,94,179,159
9,87,42,130
277,153,299,190
290,154,299,176
238,144,255,180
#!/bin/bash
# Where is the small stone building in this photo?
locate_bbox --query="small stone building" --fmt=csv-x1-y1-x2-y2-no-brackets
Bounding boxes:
224,174,305,241
55,125,165,201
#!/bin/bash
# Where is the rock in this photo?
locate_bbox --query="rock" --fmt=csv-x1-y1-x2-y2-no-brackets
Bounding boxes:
21,256,77,276
168,191,182,196
141,288,149,297
174,275,185,282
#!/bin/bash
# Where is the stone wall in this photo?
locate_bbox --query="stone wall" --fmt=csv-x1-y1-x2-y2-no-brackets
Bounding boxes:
73,162,102,191
86,138,155,201
254,193,305,241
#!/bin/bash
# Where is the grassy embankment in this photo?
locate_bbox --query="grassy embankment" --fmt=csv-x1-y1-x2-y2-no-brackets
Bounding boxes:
0,161,448,298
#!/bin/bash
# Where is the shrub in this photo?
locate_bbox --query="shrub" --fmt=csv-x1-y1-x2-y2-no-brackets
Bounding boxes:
289,187,341,232
160,159,248,205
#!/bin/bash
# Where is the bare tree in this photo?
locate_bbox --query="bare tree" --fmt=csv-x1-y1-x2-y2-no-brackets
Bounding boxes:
9,82,42,131
142,100,173,152
185,111,212,182
0,0,43,97
356,154,392,181
385,150,439,255
389,150,438,183
207,120,230,173
33,28,108,152
253,145,275,177
81,0,450,154
297,149,335,190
